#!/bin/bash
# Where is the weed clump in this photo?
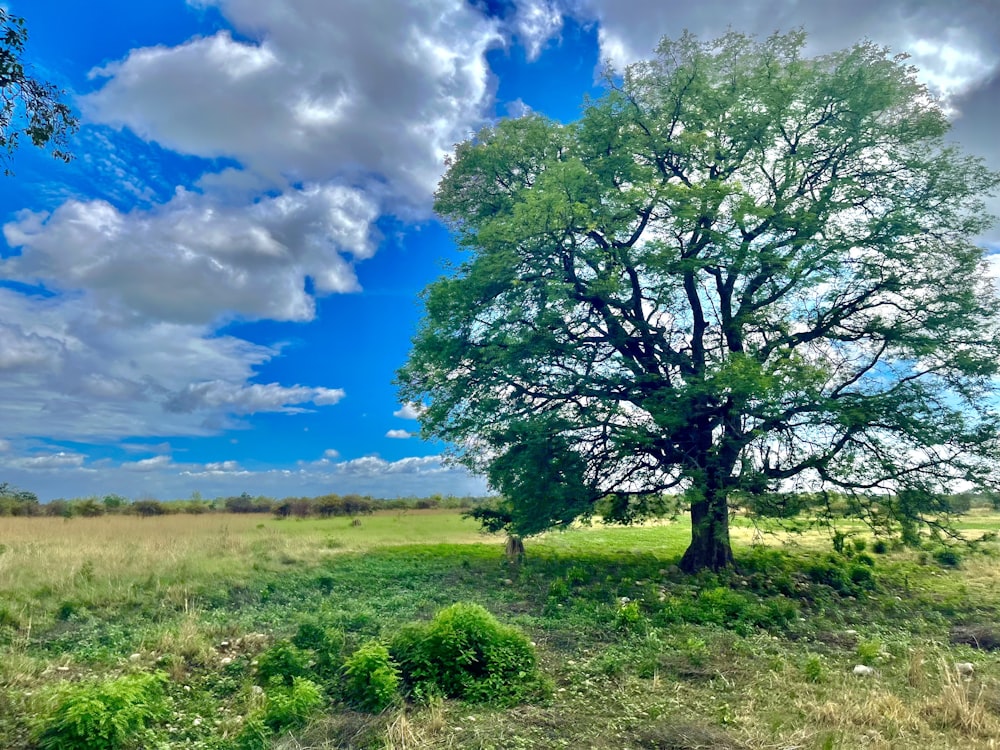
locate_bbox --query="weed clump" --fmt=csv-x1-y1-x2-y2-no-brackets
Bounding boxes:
932,546,963,568
35,672,168,750
262,676,324,732
342,640,399,712
390,602,546,706
292,617,345,679
256,640,309,686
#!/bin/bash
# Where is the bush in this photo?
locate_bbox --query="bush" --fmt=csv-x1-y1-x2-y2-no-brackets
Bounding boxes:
291,619,344,682
872,539,890,554
342,641,399,713
233,715,270,750
805,557,853,594
131,500,164,518
932,546,962,568
803,653,826,683
390,602,544,706
263,677,324,732
848,563,876,589
614,601,647,634
74,498,106,517
45,499,72,518
35,672,168,750
256,641,310,687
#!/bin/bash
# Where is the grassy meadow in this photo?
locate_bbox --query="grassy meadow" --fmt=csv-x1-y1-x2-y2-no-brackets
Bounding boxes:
2,508,1000,749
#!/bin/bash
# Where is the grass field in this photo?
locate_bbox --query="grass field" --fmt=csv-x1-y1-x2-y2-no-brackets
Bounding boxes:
2,509,999,749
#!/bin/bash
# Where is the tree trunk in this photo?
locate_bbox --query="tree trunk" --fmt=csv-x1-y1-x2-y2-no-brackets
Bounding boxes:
679,482,734,572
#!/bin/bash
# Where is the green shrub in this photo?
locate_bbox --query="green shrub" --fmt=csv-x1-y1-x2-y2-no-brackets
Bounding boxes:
853,552,876,568
872,539,889,554
565,565,589,585
256,641,309,687
292,618,345,678
679,636,709,666
35,672,168,750
0,605,21,630
848,564,876,589
856,638,883,666
342,641,399,713
614,601,647,633
233,715,270,750
803,653,826,683
263,677,324,732
547,577,570,601
932,546,962,568
805,558,853,594
390,602,544,706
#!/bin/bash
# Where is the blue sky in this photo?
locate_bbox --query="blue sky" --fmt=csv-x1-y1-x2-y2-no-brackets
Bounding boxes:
1,0,998,500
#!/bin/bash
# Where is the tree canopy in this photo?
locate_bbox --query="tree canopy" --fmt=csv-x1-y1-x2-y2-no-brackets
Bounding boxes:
0,9,76,172
398,31,1000,571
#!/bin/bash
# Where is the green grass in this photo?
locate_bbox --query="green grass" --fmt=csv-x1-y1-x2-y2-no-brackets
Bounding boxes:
2,510,1000,749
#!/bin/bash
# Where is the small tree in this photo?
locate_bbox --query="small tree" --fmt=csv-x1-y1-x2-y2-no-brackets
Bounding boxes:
398,32,1000,572
0,9,76,172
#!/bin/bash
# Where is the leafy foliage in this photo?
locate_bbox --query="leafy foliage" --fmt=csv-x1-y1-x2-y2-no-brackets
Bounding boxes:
255,640,310,687
390,602,545,705
262,677,324,733
35,672,168,750
0,9,76,171
292,617,345,680
399,30,1000,571
341,640,400,713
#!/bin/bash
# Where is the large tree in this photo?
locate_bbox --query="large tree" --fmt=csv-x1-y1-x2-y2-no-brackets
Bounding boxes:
0,9,76,172
398,32,1000,571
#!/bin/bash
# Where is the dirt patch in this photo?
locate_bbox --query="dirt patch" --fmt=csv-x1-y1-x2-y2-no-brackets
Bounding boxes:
950,624,1000,651
629,720,748,750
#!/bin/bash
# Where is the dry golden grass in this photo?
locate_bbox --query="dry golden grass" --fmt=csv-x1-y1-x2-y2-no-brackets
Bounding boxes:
0,510,490,621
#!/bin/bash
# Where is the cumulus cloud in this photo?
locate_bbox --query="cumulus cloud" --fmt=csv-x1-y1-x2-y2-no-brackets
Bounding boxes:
84,0,501,208
513,0,564,60
0,446,487,499
0,288,348,440
2,184,378,325
203,460,242,472
166,381,345,415
0,323,63,371
386,429,413,439
334,454,447,476
123,455,173,472
393,402,426,420
323,448,340,459
13,451,88,470
555,0,999,102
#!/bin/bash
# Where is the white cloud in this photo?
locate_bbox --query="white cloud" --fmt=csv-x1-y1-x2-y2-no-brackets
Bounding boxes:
393,402,425,420
2,184,377,325
120,442,172,454
13,451,87,470
535,1,999,110
0,288,348,441
514,0,564,60
0,323,63,371
323,448,340,459
0,447,487,499
166,381,345,415
386,429,413,439
0,440,11,452
334,454,446,476
123,455,173,472
84,1,501,209
203,460,241,472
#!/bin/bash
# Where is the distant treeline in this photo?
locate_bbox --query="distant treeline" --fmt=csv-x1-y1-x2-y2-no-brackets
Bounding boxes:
0,484,487,519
